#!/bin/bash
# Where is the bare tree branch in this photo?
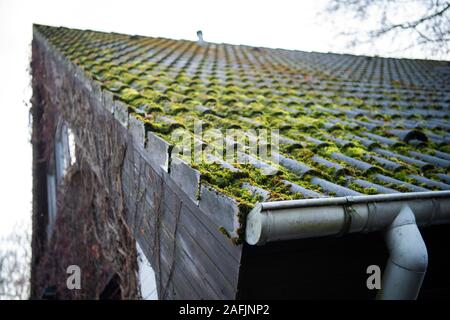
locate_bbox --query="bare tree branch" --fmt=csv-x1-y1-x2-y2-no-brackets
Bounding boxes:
326,0,450,57
0,225,31,300
371,2,450,36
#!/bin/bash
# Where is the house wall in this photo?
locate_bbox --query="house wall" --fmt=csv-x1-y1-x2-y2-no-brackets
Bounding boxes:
31,31,139,298
31,29,242,299
30,48,50,298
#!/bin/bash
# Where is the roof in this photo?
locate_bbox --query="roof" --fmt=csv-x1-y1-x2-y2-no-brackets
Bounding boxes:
34,24,450,211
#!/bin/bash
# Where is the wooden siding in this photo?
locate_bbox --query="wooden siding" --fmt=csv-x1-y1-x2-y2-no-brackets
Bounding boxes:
122,140,243,299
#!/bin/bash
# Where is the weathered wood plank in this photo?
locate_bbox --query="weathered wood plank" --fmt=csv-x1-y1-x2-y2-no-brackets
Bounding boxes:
157,239,202,300
177,205,241,289
132,145,242,262
158,224,221,299
162,206,236,298
162,178,242,261
139,193,241,291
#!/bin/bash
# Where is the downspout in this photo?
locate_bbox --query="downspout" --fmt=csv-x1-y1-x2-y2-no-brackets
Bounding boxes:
245,190,450,299
377,205,428,300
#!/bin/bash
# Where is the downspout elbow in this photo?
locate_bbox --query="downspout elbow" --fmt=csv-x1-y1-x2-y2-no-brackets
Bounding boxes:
377,205,428,300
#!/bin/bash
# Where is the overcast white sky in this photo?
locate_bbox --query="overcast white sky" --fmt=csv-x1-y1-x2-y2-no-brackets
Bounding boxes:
0,0,447,238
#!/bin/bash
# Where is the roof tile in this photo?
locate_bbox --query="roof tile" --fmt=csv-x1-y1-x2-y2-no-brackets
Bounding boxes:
34,24,450,211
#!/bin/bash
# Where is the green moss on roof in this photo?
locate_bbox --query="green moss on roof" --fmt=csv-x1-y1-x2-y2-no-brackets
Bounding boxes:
35,24,450,210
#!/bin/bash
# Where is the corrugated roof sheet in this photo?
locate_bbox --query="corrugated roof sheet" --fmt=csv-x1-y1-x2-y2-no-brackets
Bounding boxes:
35,24,450,207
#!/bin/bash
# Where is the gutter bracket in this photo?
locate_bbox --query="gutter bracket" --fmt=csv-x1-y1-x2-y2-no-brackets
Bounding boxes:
338,201,356,236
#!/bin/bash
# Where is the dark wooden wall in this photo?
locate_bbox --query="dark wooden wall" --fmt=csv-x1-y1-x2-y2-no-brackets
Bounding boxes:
237,224,450,299
122,142,243,299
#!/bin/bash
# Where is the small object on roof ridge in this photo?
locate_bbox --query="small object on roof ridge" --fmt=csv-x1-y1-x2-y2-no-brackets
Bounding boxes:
197,30,205,45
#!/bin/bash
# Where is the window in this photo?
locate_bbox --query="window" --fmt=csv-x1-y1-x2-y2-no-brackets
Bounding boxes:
67,127,76,166
47,120,77,239
54,122,76,183
136,241,158,300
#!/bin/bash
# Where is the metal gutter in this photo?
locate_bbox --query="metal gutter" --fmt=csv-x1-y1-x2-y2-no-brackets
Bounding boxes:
245,190,450,299
246,191,450,245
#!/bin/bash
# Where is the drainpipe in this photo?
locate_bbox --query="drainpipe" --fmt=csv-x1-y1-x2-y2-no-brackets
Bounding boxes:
245,190,450,299
377,205,428,300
